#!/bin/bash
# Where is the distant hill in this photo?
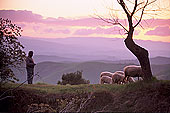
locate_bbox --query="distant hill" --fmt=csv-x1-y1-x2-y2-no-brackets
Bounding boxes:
33,55,170,65
19,37,170,61
14,59,170,84
33,55,78,63
150,56,170,65
112,56,170,65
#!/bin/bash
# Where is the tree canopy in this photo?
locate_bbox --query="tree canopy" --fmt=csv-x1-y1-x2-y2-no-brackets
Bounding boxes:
0,18,26,85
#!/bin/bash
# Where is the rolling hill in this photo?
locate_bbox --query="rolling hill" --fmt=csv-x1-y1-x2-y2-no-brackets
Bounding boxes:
13,57,170,84
19,37,170,61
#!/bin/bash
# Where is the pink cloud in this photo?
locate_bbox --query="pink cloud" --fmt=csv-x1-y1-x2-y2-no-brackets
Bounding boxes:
0,10,43,23
33,26,40,32
0,10,99,27
16,23,26,28
1,9,169,38
140,19,170,28
1,10,169,29
43,28,70,34
74,27,127,35
145,26,170,36
134,30,140,35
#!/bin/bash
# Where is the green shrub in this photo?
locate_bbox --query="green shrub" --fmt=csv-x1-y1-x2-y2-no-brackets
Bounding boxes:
57,71,90,85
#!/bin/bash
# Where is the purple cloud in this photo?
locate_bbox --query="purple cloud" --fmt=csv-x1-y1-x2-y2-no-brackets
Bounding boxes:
33,26,40,32
16,23,26,28
0,10,99,27
145,26,170,36
141,19,170,28
74,27,127,35
0,10,43,23
134,30,140,35
43,28,70,34
1,10,169,29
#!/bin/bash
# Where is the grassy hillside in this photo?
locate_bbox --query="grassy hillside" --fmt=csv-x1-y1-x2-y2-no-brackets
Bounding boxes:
1,80,170,112
13,60,170,84
33,62,170,84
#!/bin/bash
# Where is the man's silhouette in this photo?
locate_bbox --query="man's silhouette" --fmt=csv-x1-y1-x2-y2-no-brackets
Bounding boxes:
26,51,36,84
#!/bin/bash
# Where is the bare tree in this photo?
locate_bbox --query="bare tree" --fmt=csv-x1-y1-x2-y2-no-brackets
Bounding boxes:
97,0,159,80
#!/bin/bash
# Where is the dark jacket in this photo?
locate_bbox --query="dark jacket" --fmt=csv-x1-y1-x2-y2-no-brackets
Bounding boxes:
26,56,35,68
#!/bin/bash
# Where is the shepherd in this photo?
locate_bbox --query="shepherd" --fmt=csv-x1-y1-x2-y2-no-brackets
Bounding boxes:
25,51,36,84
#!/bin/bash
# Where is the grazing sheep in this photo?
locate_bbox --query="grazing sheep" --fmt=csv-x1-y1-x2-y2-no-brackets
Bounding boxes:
112,71,127,84
123,65,143,81
134,77,143,81
100,71,113,78
100,76,113,84
115,71,124,75
127,77,135,83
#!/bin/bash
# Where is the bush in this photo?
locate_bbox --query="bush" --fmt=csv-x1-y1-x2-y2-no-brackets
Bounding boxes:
57,71,90,85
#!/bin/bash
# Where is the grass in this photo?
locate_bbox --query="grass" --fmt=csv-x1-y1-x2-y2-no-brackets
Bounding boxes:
3,78,169,95
2,82,126,94
1,79,170,112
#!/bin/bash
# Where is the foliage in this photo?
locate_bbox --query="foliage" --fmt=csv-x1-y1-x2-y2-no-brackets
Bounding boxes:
0,18,26,85
57,71,90,85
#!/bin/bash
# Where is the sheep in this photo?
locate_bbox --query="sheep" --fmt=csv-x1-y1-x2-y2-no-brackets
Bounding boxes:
127,77,135,83
115,71,124,75
112,71,128,84
123,65,143,82
133,77,143,81
100,76,113,84
100,71,113,78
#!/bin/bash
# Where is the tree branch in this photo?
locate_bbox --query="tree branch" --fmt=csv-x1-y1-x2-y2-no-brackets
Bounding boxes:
131,0,138,17
134,0,149,28
133,15,144,29
134,0,157,28
118,0,130,19
134,0,157,17
94,15,129,33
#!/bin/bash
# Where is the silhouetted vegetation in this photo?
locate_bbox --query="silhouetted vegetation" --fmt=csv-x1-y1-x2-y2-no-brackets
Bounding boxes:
0,18,25,86
57,71,90,85
1,80,170,112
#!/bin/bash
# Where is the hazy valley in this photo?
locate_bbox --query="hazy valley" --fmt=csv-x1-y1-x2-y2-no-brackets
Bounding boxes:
13,56,170,84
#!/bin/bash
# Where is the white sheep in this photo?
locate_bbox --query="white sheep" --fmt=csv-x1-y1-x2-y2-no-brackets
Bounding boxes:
123,65,143,81
100,76,113,84
134,77,143,81
100,71,113,78
112,71,127,84
115,71,124,75
127,77,136,83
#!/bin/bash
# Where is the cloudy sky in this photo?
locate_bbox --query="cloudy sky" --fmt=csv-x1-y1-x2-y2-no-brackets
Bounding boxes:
0,0,170,42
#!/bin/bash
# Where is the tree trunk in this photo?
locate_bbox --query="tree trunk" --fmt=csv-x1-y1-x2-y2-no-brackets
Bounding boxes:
124,29,153,80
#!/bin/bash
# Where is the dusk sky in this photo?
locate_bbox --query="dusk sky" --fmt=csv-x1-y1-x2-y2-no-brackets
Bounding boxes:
0,0,170,42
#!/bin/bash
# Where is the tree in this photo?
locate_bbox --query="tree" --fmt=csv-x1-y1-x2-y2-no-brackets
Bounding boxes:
57,70,90,85
97,0,158,80
0,18,26,85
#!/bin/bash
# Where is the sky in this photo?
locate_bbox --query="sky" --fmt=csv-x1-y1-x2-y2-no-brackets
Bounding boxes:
0,0,170,42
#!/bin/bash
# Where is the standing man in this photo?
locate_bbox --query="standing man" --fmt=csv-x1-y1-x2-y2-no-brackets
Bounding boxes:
26,51,36,84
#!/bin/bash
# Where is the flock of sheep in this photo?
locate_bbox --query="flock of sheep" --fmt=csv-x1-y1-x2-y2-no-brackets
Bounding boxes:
100,65,143,84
